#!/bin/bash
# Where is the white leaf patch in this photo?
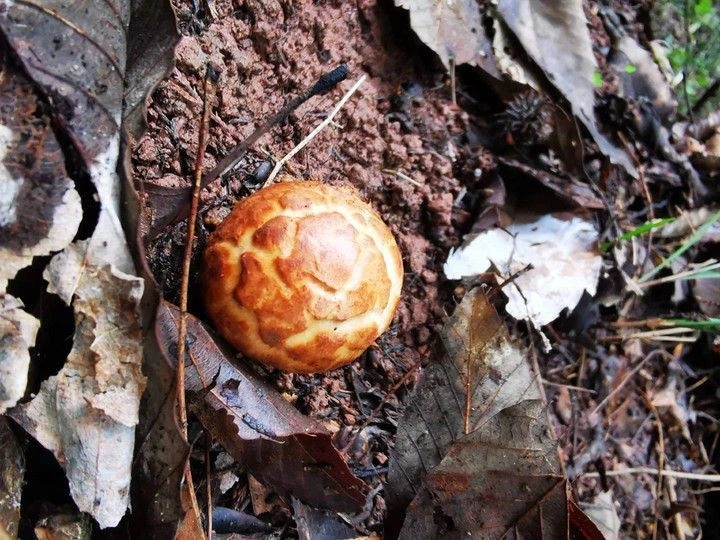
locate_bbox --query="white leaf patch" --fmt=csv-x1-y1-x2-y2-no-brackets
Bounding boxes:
444,214,601,329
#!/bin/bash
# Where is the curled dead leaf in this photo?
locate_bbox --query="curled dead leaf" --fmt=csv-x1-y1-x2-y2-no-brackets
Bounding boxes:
156,303,369,512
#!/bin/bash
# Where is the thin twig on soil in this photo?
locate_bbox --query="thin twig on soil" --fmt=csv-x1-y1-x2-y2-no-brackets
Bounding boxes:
383,168,423,187
264,74,367,186
205,429,213,539
583,468,720,483
591,349,672,415
176,66,217,528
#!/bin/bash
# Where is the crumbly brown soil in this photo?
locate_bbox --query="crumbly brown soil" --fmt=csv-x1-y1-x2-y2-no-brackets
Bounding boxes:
133,0,713,536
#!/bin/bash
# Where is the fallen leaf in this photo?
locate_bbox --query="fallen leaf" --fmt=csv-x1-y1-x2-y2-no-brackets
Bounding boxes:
0,62,81,412
609,34,676,119
156,303,369,512
9,245,145,529
496,0,637,176
211,506,273,536
0,296,40,414
398,400,568,539
387,289,596,538
34,513,91,540
0,419,24,539
0,66,81,293
292,498,356,540
444,213,601,331
386,289,544,532
116,2,187,536
580,491,621,540
499,158,604,210
395,0,498,77
1,0,183,529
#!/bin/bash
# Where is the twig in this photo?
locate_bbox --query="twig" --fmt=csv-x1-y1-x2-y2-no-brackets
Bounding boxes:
205,429,213,539
582,467,720,483
206,64,349,186
176,66,216,531
541,379,597,394
177,66,215,438
383,168,423,187
148,65,349,237
264,74,367,186
591,350,671,415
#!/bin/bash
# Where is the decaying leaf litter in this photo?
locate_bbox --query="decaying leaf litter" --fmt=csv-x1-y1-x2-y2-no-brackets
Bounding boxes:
1,0,719,538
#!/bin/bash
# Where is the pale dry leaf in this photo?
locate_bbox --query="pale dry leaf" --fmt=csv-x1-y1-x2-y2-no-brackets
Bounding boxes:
10,256,144,528
444,213,601,330
0,295,40,414
395,0,497,76
0,69,82,411
492,19,540,89
581,491,621,540
1,0,150,527
496,0,636,176
0,418,24,539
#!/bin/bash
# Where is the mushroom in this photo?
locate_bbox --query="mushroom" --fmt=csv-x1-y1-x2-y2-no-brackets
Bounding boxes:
202,179,403,373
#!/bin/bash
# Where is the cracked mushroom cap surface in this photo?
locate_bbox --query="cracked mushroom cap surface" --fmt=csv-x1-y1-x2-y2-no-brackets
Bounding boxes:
202,179,403,373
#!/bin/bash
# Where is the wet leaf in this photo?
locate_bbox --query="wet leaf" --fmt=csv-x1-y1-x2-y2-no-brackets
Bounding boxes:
156,303,369,512
395,0,498,77
0,419,24,539
496,0,637,176
212,506,273,535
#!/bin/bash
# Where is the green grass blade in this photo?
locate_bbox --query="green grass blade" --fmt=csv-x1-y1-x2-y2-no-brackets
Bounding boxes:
663,318,720,332
639,210,720,283
601,217,676,253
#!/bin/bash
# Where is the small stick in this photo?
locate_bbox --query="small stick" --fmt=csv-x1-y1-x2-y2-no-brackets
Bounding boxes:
264,75,367,186
176,67,216,527
177,65,216,439
582,467,720,483
204,64,350,186
591,349,671,415
204,429,213,539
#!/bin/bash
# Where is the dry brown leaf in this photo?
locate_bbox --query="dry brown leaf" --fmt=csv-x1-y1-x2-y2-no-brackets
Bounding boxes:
395,0,498,77
387,289,603,538
157,303,369,512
